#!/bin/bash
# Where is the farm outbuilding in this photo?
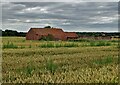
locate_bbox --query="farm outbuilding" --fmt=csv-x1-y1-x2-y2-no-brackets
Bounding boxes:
26,28,78,40
65,32,79,40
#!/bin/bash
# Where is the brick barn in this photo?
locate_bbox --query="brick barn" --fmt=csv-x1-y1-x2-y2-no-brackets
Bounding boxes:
26,28,78,40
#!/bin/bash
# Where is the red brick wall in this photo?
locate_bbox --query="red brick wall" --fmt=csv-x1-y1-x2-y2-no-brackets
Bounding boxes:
26,29,40,40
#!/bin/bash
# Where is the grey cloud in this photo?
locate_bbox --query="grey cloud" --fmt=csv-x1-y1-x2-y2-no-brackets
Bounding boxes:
1,0,119,2
2,2,118,32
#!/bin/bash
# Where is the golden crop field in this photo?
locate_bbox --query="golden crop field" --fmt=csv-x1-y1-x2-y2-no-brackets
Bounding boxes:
2,37,119,83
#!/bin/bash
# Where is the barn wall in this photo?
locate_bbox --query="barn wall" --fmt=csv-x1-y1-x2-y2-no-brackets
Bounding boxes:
26,29,38,40
53,34,67,40
26,28,79,41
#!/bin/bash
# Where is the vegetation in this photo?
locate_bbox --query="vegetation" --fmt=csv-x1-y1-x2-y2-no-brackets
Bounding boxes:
1,29,26,37
3,41,18,49
2,37,118,83
46,59,58,74
1,29,119,37
88,41,111,46
93,56,113,65
40,34,54,41
44,26,52,28
76,32,120,37
70,39,112,46
69,39,92,42
39,42,78,48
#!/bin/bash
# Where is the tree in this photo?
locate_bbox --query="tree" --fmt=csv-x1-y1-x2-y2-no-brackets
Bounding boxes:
44,26,52,28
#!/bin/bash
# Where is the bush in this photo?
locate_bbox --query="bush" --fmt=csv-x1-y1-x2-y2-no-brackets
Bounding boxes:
3,41,18,49
40,34,54,41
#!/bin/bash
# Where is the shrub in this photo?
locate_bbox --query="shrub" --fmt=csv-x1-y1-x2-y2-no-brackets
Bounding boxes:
40,34,54,41
3,41,18,49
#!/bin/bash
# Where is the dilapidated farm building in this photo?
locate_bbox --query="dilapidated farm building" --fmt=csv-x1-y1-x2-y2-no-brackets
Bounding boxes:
26,28,78,40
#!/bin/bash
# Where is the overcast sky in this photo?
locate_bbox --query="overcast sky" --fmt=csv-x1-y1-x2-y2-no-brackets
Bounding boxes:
1,2,118,32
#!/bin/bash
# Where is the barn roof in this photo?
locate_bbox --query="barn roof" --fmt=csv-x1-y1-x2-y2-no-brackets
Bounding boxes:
30,28,65,36
65,32,78,38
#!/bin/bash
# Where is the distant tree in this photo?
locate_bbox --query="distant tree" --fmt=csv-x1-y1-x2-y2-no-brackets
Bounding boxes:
2,29,26,37
44,26,52,28
0,29,2,36
4,29,18,36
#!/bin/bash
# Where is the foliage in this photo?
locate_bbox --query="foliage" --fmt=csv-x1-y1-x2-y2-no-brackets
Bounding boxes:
110,40,120,43
69,39,91,42
46,59,58,74
24,64,34,76
44,26,52,28
29,45,32,48
40,34,54,41
2,29,26,37
76,32,120,37
17,62,35,76
39,42,78,48
20,46,25,49
89,41,111,46
1,29,119,37
3,41,18,49
2,37,118,83
93,56,113,65
64,43,78,47
81,41,111,47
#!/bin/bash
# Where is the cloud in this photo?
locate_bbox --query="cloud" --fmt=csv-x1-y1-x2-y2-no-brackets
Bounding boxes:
2,2,118,32
88,15,118,24
19,6,48,13
1,0,119,2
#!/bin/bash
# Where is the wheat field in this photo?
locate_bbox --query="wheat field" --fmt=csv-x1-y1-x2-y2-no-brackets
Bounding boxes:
2,37,119,83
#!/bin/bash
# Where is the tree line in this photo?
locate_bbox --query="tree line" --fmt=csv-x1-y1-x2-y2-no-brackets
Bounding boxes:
1,29,26,37
76,32,120,37
0,29,119,37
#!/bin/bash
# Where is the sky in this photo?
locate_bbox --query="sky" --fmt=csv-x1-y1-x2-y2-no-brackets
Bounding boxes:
1,1,119,32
